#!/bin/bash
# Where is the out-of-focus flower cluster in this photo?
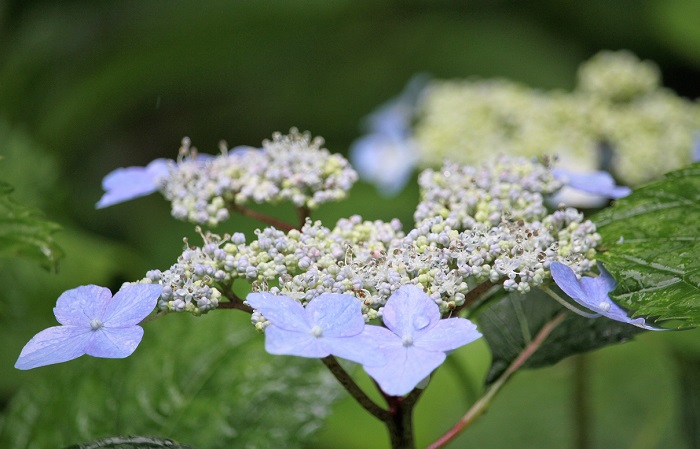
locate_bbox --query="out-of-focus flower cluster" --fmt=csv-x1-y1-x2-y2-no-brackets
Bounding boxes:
161,128,357,226
414,50,700,186
351,51,699,198
141,156,600,320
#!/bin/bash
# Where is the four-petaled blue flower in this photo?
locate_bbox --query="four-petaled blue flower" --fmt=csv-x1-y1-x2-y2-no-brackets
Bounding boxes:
15,284,163,370
550,261,660,330
96,159,171,208
246,292,385,367
362,285,482,396
552,168,631,200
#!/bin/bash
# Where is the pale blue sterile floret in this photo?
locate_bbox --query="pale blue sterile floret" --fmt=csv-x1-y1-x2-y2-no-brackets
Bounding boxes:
15,283,163,370
246,292,385,367
351,133,418,196
96,158,170,208
552,168,631,200
550,261,660,330
350,76,427,196
362,285,482,396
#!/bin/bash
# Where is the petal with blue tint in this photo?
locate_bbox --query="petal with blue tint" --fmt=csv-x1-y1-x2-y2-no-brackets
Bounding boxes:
15,326,92,370
415,318,482,352
85,326,144,358
246,292,311,332
103,283,161,327
305,293,364,338
54,285,112,326
552,168,631,199
263,325,328,358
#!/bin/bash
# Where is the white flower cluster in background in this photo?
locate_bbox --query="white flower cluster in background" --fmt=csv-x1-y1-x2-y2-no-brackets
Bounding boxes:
414,50,700,186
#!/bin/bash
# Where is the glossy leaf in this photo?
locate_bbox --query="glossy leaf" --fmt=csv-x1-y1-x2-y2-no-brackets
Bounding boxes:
593,163,700,328
480,289,642,384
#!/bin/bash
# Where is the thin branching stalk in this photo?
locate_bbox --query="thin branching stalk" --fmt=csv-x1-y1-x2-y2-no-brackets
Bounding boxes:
321,356,390,421
426,310,568,449
229,204,297,231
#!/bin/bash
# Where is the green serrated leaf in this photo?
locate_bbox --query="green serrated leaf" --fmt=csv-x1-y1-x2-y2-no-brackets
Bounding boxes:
0,312,341,449
0,183,63,271
62,436,197,449
480,289,642,383
593,162,700,328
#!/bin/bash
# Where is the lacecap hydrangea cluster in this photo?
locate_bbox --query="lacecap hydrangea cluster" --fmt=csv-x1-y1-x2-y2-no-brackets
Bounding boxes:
161,128,357,226
413,50,700,186
140,155,600,321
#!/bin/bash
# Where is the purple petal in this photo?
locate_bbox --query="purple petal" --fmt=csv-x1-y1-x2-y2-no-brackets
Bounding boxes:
416,318,482,352
15,326,92,370
102,284,161,327
550,262,588,301
365,74,428,137
364,345,446,396
305,293,364,337
85,326,144,358
552,169,631,199
381,286,441,340
350,134,417,196
96,158,170,209
550,262,661,330
246,292,311,332
54,285,112,326
323,327,392,366
263,325,329,358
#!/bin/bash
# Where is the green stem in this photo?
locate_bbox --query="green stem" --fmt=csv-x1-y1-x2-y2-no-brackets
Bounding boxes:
384,395,416,449
426,310,568,449
573,354,590,449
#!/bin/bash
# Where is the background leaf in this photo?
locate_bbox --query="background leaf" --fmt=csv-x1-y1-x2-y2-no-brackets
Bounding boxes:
593,162,700,328
62,436,197,449
0,312,342,449
480,289,642,383
0,180,62,271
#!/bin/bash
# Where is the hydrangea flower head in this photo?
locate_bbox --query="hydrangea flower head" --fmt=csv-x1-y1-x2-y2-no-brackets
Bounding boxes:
550,261,660,330
15,284,162,370
96,158,170,208
362,285,482,396
246,292,384,366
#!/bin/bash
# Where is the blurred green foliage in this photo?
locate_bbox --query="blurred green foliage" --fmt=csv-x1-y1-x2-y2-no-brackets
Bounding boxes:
1,0,700,448
1,313,342,449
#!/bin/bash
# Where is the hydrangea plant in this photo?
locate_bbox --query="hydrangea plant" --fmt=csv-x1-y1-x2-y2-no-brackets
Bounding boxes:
14,127,699,449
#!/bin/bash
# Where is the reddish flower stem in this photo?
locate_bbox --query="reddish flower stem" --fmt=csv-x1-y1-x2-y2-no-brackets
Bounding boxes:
228,204,296,232
426,310,568,449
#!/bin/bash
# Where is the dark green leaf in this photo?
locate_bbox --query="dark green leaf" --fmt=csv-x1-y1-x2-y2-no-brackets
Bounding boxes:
593,162,700,328
62,436,197,449
0,312,341,449
0,181,63,271
480,289,642,383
